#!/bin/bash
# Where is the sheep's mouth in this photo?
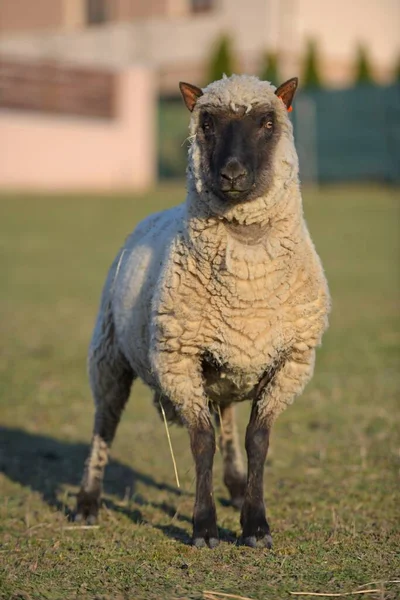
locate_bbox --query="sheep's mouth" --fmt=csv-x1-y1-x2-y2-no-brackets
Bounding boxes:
217,187,254,203
206,177,256,204
214,171,257,202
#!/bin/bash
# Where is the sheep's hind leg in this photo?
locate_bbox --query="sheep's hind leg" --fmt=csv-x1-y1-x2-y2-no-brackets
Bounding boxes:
215,404,246,509
239,401,272,548
188,411,219,548
75,353,135,524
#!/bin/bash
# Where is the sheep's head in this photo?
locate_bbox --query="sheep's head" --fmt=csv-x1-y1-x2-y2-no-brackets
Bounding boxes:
180,75,299,217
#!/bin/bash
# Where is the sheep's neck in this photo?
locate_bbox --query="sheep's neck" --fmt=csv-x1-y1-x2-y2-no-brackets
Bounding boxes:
223,220,268,246
186,182,302,274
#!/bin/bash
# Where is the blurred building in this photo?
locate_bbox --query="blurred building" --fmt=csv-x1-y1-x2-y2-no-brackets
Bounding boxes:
0,63,156,191
1,1,399,190
0,0,193,34
0,0,399,91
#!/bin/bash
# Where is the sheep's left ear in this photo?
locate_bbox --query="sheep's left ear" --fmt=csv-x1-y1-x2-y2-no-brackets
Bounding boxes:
179,82,203,112
275,77,298,111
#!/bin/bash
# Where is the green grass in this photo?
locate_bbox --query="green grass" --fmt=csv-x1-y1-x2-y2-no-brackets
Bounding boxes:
0,184,399,600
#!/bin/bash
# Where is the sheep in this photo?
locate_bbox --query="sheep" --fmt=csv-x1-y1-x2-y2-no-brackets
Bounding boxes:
76,74,331,549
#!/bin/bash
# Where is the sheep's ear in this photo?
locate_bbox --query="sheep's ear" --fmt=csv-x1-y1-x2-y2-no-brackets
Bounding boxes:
179,82,203,112
275,77,298,111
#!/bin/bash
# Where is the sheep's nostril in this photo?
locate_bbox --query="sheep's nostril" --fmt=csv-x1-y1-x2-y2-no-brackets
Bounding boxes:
220,159,247,183
220,169,247,182
220,170,234,182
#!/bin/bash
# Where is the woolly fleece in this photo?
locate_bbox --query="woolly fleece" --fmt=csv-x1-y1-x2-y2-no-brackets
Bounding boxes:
89,74,330,428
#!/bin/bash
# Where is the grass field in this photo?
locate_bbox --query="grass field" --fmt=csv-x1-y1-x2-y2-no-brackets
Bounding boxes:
0,184,399,600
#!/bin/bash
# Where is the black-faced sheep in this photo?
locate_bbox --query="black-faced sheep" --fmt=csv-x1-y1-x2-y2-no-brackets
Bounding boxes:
76,74,330,549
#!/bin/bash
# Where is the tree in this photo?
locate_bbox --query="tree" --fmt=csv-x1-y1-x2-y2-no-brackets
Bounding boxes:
394,55,400,83
208,34,236,83
302,39,323,90
354,44,374,85
260,51,280,85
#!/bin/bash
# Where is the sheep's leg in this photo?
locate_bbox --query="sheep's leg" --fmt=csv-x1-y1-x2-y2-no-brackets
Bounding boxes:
216,404,246,509
188,412,218,548
76,353,135,523
240,350,316,547
240,400,272,548
151,348,218,547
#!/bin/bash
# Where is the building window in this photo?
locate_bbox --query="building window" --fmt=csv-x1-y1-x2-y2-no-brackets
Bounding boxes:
191,0,214,13
86,0,109,25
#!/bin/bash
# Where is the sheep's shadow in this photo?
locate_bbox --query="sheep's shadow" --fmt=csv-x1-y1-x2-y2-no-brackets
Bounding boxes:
0,427,236,545
0,427,190,541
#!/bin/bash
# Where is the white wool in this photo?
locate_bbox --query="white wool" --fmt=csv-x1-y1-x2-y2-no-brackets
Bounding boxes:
89,74,330,427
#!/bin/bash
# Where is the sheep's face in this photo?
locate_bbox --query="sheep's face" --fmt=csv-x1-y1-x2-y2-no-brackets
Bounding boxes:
196,105,280,203
180,76,298,206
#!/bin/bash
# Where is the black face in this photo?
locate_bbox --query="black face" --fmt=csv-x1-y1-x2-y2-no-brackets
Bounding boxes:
196,105,281,203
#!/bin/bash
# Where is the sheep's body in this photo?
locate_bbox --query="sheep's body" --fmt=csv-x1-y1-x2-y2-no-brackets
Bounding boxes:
94,191,328,420
78,74,330,547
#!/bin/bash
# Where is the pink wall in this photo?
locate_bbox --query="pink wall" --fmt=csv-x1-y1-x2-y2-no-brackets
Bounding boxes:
0,0,64,34
0,67,156,191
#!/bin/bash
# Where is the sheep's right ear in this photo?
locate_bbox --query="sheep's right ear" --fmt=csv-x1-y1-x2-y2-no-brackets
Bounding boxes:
179,82,203,112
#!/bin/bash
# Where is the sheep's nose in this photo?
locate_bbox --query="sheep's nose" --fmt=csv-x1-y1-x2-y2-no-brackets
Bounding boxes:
220,158,247,183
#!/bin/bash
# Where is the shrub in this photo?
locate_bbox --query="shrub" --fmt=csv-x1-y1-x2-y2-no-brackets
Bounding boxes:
393,55,400,83
259,51,280,85
354,44,374,85
207,34,236,83
302,39,323,89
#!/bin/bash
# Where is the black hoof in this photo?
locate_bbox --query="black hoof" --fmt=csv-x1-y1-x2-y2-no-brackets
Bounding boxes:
230,495,245,510
240,501,272,549
193,536,219,549
75,489,100,524
239,534,273,549
192,503,218,549
74,513,98,525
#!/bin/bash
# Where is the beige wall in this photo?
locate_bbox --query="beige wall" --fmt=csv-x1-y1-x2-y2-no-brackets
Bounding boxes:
0,0,65,34
111,0,200,20
0,67,156,191
293,0,400,85
63,0,86,30
0,0,398,89
111,0,171,20
0,0,188,34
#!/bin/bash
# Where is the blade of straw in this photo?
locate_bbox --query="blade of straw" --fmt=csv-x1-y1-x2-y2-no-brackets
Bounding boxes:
289,590,381,597
203,592,255,600
159,399,180,488
217,404,224,436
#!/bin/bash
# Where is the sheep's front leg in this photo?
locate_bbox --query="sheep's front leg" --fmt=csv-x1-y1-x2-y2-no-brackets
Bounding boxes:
240,401,272,548
189,412,219,548
151,349,218,547
241,349,316,548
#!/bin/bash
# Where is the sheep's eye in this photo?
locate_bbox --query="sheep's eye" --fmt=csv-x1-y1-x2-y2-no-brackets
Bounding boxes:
260,114,274,131
202,114,214,133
